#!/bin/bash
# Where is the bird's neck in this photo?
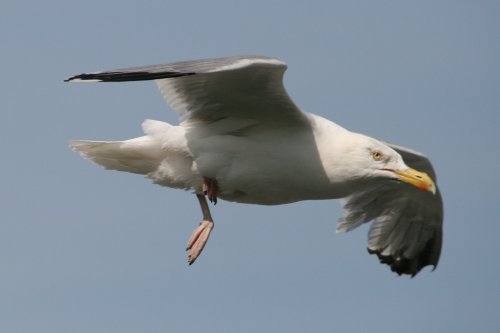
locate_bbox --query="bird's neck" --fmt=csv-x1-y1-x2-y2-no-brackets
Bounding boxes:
307,113,368,196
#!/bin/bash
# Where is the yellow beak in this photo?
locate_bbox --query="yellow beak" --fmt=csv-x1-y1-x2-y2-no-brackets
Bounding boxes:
393,167,436,194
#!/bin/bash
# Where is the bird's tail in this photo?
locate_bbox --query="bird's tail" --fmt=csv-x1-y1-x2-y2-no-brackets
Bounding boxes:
70,136,163,175
70,120,197,190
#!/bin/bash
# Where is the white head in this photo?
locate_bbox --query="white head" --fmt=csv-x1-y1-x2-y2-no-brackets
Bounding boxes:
326,132,436,194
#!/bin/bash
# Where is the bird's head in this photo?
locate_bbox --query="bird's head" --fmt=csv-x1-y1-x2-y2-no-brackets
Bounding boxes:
339,134,436,194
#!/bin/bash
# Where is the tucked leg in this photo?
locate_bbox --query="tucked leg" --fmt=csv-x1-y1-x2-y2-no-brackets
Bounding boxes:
203,176,218,204
186,194,215,265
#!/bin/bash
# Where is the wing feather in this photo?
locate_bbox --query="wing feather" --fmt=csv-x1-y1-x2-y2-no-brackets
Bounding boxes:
154,56,305,124
66,56,307,127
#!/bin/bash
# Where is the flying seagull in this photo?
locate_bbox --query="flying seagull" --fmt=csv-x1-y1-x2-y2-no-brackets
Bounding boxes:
66,55,443,276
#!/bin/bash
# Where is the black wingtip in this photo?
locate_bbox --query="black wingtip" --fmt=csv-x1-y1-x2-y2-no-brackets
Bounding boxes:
367,247,438,277
64,70,196,83
64,76,78,82
64,73,101,82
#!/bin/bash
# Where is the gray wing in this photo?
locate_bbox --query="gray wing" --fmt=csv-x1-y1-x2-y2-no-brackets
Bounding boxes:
66,55,306,125
337,144,443,276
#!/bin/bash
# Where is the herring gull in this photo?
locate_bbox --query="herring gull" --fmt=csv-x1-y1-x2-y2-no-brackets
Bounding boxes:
66,55,443,276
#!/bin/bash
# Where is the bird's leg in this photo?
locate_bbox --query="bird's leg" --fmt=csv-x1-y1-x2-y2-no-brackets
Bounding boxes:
186,194,215,265
202,176,218,204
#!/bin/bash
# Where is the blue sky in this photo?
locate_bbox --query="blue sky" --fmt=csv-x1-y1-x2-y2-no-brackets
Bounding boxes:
1,0,499,332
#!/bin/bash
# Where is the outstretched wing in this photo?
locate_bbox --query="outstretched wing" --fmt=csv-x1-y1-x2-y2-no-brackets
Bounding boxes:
337,145,443,276
66,55,306,126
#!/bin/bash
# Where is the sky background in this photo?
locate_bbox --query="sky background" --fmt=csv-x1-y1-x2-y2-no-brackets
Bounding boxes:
1,0,499,332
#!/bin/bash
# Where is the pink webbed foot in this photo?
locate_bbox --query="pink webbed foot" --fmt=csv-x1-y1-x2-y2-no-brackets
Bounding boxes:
186,219,214,265
186,193,216,265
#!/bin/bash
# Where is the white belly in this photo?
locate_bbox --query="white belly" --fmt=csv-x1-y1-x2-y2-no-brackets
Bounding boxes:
188,131,343,205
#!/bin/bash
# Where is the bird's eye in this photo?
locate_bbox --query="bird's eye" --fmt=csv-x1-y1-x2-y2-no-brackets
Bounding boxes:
372,151,384,161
